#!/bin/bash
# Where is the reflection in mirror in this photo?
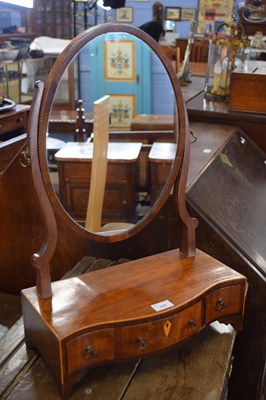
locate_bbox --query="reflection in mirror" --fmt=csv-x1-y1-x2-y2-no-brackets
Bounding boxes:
46,32,178,235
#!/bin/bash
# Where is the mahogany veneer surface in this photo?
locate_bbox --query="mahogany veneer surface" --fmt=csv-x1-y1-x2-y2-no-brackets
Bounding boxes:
21,248,247,397
0,104,30,141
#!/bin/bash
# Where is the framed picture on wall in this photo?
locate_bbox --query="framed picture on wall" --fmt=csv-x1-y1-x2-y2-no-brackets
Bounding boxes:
181,8,197,21
197,0,235,34
165,7,181,21
115,7,134,23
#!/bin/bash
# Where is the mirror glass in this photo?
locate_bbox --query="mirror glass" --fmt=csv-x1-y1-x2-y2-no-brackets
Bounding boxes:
45,31,178,235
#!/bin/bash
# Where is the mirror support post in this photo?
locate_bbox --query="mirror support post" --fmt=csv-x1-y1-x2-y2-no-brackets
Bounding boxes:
174,110,198,257
28,81,58,298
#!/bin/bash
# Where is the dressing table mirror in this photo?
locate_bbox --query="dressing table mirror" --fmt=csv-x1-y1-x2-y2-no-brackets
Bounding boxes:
46,28,177,234
21,24,247,399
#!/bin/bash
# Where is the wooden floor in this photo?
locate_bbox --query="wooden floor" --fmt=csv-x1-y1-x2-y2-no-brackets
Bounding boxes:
0,292,21,329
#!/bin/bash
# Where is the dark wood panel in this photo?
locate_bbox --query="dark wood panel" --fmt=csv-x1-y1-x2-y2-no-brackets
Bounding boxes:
0,136,45,294
187,130,266,276
186,129,266,400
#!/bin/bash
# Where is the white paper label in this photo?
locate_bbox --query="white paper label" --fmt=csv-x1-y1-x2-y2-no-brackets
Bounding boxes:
151,300,174,312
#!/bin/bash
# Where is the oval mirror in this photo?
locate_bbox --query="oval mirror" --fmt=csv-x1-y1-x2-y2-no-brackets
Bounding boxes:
38,24,187,243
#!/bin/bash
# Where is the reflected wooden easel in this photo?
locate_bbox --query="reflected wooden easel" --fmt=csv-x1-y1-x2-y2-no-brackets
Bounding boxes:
85,95,110,232
85,95,135,233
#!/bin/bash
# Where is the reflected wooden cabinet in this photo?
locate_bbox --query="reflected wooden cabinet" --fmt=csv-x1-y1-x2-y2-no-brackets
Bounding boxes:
55,142,142,225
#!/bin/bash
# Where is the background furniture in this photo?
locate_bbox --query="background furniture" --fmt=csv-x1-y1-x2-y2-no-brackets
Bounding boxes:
55,141,142,225
186,129,266,400
0,56,75,108
186,90,266,153
31,0,72,39
0,104,29,141
0,57,51,104
175,37,210,63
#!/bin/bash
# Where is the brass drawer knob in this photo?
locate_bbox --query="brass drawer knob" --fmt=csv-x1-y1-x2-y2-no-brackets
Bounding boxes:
188,319,197,329
138,337,147,349
84,345,98,359
215,297,228,312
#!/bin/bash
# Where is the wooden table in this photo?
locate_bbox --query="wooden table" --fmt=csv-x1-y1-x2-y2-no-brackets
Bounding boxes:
0,104,30,141
186,91,266,152
55,141,142,225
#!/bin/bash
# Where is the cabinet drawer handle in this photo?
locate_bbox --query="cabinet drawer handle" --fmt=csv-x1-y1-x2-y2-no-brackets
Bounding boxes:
188,319,197,329
84,345,98,359
138,337,147,349
215,297,228,312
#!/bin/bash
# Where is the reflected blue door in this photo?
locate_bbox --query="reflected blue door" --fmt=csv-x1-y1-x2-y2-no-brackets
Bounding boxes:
87,32,151,129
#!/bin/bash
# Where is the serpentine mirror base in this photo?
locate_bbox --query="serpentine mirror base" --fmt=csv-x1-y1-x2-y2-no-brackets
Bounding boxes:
22,249,247,399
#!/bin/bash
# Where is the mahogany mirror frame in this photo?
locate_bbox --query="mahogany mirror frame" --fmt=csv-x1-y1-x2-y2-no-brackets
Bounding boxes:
34,23,189,244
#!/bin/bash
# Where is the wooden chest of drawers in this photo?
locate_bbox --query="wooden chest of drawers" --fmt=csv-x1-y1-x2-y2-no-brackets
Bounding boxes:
22,249,247,398
55,141,142,224
0,104,30,141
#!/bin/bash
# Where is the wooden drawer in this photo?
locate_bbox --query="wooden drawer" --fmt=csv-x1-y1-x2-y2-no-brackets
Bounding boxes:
65,182,135,222
121,302,202,358
66,328,115,374
0,113,24,134
62,162,135,183
63,162,91,181
205,285,242,324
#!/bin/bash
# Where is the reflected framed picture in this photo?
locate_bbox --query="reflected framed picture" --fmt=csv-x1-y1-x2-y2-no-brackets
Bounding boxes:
181,8,197,21
109,94,136,129
104,40,135,81
115,7,134,23
165,7,181,21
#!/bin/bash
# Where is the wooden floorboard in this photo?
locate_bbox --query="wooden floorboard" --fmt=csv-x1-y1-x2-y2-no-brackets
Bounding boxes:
0,293,22,329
